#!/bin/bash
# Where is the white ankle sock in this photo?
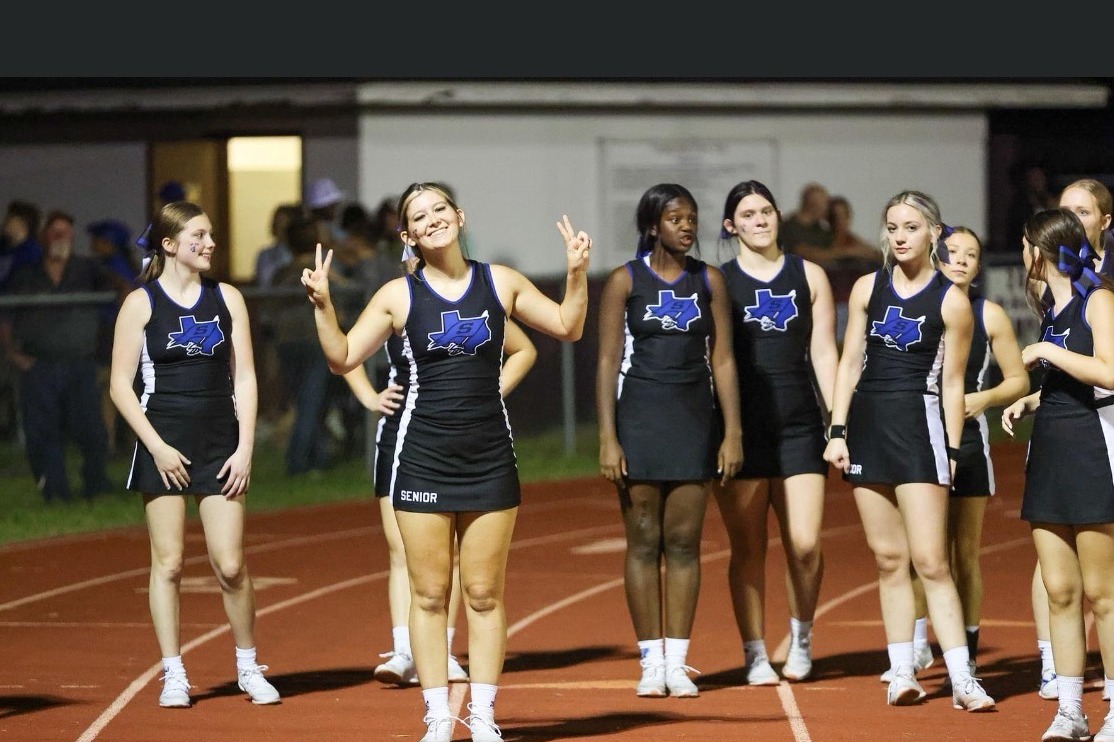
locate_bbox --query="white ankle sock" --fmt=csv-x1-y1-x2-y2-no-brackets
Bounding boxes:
162,655,185,674
235,645,257,671
664,637,690,667
393,626,412,656
887,641,914,671
744,640,768,665
422,686,450,718
470,682,497,711
913,617,928,650
638,638,664,664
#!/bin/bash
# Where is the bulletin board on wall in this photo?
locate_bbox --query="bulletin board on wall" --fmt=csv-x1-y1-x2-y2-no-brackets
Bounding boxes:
598,138,779,271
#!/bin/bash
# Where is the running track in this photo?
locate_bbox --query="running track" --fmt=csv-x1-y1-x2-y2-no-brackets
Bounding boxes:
0,443,1105,741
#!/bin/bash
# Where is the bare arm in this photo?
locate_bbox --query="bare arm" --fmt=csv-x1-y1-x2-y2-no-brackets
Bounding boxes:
823,273,874,472
343,362,403,416
218,283,257,498
965,300,1029,419
304,244,405,375
1022,289,1114,389
941,285,974,452
595,266,630,484
109,288,192,491
804,260,839,416
706,267,743,483
500,319,537,398
496,216,592,342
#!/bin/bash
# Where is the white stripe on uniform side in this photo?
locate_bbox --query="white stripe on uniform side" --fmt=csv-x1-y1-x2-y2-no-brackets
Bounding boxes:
389,331,418,507
978,412,995,495
923,394,950,484
1097,405,1114,489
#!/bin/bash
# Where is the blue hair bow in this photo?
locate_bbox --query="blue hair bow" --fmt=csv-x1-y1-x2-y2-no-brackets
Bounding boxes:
1057,242,1102,296
135,222,153,251
934,223,955,265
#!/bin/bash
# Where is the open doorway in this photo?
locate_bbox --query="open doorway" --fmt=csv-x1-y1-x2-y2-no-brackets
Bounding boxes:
149,136,302,284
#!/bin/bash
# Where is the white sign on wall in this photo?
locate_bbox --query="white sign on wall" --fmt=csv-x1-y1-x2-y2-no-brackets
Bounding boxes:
598,138,779,270
983,264,1041,346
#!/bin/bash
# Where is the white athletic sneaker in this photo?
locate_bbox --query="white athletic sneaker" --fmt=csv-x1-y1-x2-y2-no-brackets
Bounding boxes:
237,664,281,705
664,663,700,697
1094,710,1114,742
448,654,469,683
913,643,934,672
782,638,813,682
1041,707,1091,741
375,651,419,686
1039,667,1059,700
419,714,456,742
635,657,667,697
745,655,781,686
158,668,192,708
1104,682,1111,702
465,702,503,742
886,667,926,706
952,675,995,712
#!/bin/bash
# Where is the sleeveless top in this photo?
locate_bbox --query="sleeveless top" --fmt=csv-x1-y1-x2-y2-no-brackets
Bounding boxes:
138,277,233,405
395,260,514,479
857,269,952,396
1038,287,1114,410
620,255,714,385
721,252,813,383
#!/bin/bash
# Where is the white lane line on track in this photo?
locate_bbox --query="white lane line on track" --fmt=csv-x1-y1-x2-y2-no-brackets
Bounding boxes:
0,526,378,612
72,520,622,742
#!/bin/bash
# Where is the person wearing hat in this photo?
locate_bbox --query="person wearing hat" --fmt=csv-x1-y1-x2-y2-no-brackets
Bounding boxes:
157,180,187,208
305,178,347,250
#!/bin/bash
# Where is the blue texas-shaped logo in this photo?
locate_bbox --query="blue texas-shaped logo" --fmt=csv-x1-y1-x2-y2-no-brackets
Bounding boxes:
870,306,925,351
744,288,798,332
166,316,225,356
427,310,492,356
644,290,701,331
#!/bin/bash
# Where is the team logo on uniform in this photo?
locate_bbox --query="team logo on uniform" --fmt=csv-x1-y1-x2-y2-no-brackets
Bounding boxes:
744,288,798,331
1037,326,1070,368
870,306,925,351
428,310,492,356
644,290,701,331
167,316,225,356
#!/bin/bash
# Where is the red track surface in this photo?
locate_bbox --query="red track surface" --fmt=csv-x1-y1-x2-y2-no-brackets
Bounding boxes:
0,442,1104,741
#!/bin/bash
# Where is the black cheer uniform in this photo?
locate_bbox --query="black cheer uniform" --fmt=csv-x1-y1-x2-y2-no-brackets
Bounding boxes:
1021,286,1114,524
390,261,520,513
951,296,996,497
721,253,827,479
615,255,719,481
374,334,408,498
127,278,240,495
845,270,954,487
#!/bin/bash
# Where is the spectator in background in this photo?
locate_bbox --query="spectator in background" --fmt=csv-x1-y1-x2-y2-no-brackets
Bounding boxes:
780,183,833,263
373,196,405,263
272,214,338,475
0,210,127,502
157,180,187,209
88,219,141,455
1005,163,1058,253
0,200,44,292
253,203,303,288
305,177,346,252
827,196,882,267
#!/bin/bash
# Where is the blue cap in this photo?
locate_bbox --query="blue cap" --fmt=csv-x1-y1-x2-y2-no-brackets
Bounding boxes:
87,219,132,249
158,180,186,203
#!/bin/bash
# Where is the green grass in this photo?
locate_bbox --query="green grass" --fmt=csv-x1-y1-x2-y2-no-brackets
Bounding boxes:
0,412,1031,548
0,422,601,547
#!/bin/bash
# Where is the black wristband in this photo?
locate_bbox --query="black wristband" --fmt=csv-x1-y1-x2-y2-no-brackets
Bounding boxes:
946,446,961,460
828,425,846,440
